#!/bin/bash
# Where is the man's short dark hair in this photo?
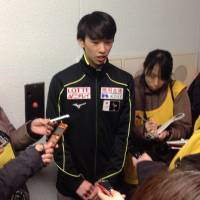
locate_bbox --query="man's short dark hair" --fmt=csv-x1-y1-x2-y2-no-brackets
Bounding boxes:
77,11,116,41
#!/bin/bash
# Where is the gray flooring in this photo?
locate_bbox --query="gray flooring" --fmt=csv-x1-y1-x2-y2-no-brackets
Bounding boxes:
27,162,57,200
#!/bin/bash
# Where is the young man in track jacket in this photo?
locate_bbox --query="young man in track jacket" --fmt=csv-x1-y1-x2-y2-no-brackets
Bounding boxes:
46,11,134,200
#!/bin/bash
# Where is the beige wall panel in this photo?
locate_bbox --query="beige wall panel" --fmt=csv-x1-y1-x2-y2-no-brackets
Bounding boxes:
111,53,198,86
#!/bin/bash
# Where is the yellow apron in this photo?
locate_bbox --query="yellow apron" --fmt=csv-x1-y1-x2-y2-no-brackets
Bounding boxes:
124,80,186,184
169,115,200,171
0,142,15,168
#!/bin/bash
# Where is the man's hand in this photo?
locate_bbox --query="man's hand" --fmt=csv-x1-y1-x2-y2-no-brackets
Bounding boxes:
88,185,98,200
76,180,95,200
97,189,125,200
31,118,54,136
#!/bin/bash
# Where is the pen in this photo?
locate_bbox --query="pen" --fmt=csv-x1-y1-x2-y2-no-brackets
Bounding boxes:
136,115,156,139
50,114,70,122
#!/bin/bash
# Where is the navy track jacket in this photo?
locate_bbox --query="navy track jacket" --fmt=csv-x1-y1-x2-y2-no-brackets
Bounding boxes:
46,57,134,197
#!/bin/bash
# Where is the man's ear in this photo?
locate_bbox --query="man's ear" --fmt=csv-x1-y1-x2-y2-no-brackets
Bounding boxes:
78,39,84,48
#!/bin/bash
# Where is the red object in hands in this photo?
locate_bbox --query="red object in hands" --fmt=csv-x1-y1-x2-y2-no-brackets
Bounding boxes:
48,122,68,147
96,183,112,197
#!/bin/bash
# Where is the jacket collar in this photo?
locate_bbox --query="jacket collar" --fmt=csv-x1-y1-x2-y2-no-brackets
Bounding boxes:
80,55,109,77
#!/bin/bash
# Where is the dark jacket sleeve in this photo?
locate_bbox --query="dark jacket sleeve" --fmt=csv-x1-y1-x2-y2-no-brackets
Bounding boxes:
0,106,41,151
168,88,192,140
46,75,84,192
137,161,166,184
188,73,200,125
100,75,135,185
0,147,43,200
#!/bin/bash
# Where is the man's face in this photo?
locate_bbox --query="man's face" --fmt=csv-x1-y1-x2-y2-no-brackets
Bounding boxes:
79,36,113,68
145,64,166,91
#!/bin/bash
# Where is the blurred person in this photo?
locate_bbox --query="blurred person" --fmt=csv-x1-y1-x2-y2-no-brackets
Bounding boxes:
0,105,56,199
132,169,200,200
0,139,58,200
131,152,166,185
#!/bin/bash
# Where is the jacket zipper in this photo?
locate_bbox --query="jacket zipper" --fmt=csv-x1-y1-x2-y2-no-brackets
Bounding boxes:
94,76,98,179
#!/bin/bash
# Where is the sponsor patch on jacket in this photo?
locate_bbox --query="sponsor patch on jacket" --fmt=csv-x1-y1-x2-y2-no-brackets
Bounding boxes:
67,87,91,100
100,87,123,100
102,100,120,112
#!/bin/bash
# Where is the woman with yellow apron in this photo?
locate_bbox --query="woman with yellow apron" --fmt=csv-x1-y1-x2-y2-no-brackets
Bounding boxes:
124,49,192,192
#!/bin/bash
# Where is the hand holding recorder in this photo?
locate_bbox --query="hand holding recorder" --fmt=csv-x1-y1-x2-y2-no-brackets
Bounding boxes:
47,122,68,146
47,114,70,147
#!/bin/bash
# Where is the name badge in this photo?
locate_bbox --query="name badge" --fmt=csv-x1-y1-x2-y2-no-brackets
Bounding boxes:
67,87,91,100
101,87,123,100
102,100,120,112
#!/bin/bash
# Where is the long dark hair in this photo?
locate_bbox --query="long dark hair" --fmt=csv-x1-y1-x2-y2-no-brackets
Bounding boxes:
140,49,175,119
143,49,173,81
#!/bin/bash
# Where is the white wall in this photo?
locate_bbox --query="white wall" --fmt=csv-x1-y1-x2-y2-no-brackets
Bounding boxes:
0,0,200,199
80,0,200,56
0,0,80,126
0,0,199,127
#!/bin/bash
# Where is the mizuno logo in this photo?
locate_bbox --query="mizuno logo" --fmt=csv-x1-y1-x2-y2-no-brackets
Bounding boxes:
72,102,86,109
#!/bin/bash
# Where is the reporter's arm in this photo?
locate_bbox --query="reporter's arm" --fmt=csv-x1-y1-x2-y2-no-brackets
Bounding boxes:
0,141,56,200
0,146,43,200
136,160,166,184
6,117,54,151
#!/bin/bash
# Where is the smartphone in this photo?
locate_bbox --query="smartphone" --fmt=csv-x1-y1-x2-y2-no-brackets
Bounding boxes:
48,122,68,146
96,180,112,196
